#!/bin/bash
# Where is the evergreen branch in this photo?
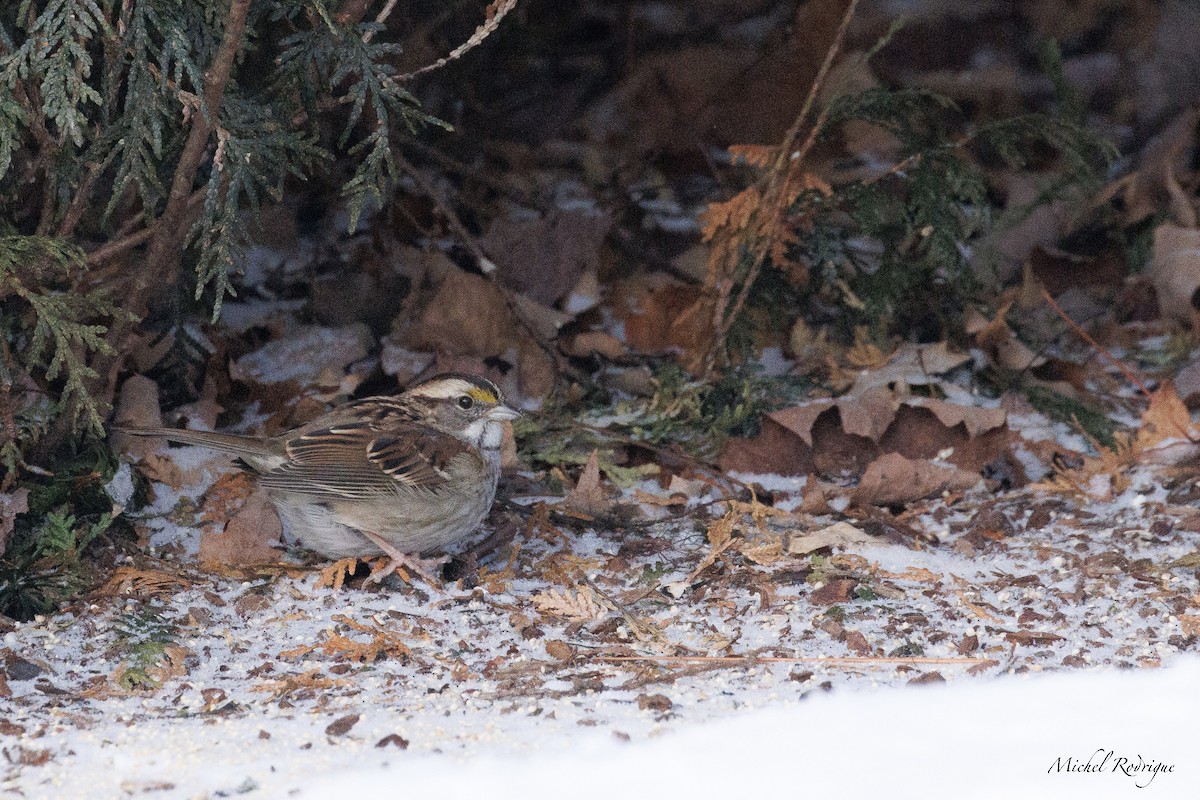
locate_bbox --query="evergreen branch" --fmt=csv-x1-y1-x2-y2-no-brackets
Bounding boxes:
2,0,110,149
188,95,327,318
141,0,250,316
0,236,126,432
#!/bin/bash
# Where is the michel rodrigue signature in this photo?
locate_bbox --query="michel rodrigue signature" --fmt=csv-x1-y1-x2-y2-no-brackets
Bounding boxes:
1049,748,1176,788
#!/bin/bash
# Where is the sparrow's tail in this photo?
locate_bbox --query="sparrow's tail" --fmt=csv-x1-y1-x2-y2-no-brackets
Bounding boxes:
114,427,282,464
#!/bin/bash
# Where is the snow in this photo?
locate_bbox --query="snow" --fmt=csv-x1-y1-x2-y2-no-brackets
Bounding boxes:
8,655,1195,798
297,658,1198,800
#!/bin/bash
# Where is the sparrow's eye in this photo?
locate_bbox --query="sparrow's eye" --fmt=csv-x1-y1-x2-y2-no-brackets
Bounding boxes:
457,395,475,410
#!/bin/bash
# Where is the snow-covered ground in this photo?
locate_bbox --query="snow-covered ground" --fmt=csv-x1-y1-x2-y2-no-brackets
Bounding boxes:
4,439,1198,799
4,654,1194,798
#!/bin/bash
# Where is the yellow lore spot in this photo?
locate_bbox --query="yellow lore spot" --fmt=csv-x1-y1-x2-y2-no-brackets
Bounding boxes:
466,385,498,404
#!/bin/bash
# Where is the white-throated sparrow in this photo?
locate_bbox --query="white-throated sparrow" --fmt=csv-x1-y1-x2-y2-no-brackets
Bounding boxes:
119,373,521,583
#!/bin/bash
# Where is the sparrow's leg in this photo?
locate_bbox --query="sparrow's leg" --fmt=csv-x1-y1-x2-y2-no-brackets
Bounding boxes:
358,529,449,586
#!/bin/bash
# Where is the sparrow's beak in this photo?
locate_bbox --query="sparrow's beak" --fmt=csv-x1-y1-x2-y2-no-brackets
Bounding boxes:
488,404,523,421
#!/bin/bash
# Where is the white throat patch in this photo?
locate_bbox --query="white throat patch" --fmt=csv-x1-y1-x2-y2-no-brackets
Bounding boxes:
462,418,504,450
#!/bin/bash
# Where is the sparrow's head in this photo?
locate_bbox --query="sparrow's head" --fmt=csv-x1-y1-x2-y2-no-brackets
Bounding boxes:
405,373,521,448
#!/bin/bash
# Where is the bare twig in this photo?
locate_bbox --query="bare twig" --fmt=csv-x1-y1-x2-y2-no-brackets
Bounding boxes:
1039,286,1152,398
86,188,205,266
362,0,399,42
394,152,560,384
57,162,100,239
398,0,518,81
705,0,860,374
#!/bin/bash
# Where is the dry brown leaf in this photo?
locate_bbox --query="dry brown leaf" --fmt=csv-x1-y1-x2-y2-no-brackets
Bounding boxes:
902,398,1006,439
849,341,971,394
579,0,848,151
721,389,1010,478
845,328,890,369
969,303,1043,372
880,566,943,584
800,476,834,514
562,449,613,516
280,614,411,663
1149,223,1200,324
987,173,1076,283
198,485,283,568
788,521,872,556
560,330,627,360
617,276,713,370
1132,381,1200,464
253,669,351,701
484,207,613,306
412,269,514,354
739,540,784,565
111,375,170,466
1096,108,1198,227
510,293,574,341
853,453,980,507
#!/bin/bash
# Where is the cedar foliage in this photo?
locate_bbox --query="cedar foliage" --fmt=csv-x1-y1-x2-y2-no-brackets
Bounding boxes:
0,0,510,474
0,0,513,618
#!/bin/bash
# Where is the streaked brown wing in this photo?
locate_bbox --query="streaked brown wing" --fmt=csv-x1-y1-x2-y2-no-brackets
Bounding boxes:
257,423,395,499
256,421,473,499
365,426,475,490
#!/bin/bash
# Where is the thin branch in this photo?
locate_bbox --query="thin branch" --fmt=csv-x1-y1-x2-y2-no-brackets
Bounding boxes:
1039,286,1152,398
704,0,860,374
362,0,399,42
140,0,250,312
86,189,205,266
398,0,518,81
58,162,100,239
394,153,560,384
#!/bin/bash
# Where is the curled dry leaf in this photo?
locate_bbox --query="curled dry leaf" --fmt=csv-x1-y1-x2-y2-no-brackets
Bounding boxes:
484,207,613,307
788,521,872,556
965,304,1043,373
849,341,971,394
1149,223,1200,324
613,274,713,371
720,388,1010,477
111,376,185,488
852,452,980,507
1132,381,1200,464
